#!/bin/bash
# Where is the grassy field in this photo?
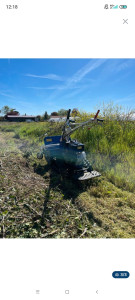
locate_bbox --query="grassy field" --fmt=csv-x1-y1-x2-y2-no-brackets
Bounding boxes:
0,114,135,238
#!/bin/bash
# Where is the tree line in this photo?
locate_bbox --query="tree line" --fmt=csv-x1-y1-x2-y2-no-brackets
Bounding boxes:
0,106,79,121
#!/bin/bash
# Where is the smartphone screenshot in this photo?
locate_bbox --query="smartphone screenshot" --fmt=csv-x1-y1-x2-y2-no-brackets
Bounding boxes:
0,1,135,299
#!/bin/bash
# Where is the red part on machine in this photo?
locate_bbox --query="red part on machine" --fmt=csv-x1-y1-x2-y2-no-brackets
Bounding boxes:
94,109,100,119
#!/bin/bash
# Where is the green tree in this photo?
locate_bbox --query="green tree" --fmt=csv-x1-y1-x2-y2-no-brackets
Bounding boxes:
1,106,11,115
72,108,79,116
44,111,49,120
57,109,67,116
0,106,19,115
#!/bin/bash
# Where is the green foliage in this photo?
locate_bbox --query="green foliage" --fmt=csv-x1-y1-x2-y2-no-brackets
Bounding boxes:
0,121,62,144
0,105,11,115
71,108,79,116
0,106,18,115
57,109,67,116
72,107,135,192
44,111,49,120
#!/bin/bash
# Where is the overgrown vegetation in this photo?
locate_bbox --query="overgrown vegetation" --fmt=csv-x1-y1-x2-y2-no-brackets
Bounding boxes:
73,105,135,192
0,104,135,238
0,121,62,143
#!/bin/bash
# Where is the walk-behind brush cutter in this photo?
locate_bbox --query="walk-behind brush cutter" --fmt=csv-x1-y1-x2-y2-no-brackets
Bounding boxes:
37,109,103,180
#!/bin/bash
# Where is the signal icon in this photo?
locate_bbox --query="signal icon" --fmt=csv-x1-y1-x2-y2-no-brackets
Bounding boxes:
112,5,118,9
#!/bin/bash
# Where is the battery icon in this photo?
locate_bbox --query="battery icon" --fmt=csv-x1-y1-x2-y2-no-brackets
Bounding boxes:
119,5,127,9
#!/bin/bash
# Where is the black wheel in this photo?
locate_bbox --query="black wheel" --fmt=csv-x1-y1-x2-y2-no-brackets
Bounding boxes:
37,152,43,159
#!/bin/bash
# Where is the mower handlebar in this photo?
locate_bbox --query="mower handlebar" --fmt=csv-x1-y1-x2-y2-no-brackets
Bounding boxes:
66,109,71,120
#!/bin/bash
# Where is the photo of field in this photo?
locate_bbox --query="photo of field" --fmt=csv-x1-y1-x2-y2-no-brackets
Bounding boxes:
0,59,135,238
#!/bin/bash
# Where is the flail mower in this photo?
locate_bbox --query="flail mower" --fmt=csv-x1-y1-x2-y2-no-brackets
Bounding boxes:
37,109,103,180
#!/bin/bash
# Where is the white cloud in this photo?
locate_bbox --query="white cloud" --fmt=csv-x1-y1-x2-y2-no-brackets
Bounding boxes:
25,73,64,81
44,59,106,100
68,59,106,84
0,91,16,99
27,85,81,90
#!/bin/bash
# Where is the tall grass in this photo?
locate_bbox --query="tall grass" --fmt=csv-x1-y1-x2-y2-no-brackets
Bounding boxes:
72,109,135,192
0,121,62,143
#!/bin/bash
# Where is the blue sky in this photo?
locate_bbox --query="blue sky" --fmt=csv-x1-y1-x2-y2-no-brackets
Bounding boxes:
0,59,135,115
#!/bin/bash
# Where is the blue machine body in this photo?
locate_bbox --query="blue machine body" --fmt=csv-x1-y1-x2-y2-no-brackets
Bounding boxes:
44,135,61,145
44,135,86,167
37,109,102,180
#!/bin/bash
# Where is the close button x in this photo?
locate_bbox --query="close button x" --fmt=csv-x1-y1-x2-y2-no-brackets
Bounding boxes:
123,19,128,24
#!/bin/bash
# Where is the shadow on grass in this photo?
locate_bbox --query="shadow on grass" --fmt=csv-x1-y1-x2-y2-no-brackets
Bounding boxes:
33,161,101,226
